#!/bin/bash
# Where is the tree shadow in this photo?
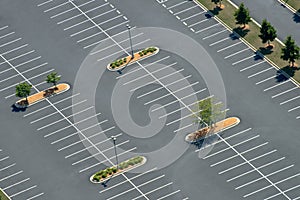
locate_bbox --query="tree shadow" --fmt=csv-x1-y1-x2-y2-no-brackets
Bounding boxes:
233,27,250,38
275,65,299,82
11,104,27,112
229,32,239,40
293,10,300,23
208,6,223,16
257,45,274,56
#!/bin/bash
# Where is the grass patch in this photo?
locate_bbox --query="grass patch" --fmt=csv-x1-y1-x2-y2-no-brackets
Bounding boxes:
197,0,300,83
285,0,300,10
0,189,10,200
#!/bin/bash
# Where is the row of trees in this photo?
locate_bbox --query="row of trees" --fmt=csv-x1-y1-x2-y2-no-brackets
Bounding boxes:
16,72,61,103
212,1,300,67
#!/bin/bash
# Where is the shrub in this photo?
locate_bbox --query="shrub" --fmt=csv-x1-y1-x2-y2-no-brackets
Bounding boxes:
93,176,100,182
123,58,127,62
112,167,117,173
128,160,135,166
101,172,107,179
106,168,113,175
139,52,143,56
142,50,148,55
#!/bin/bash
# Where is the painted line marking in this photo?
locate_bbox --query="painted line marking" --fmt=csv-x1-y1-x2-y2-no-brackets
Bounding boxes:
272,87,298,98
209,37,230,46
263,80,290,92
248,67,273,78
217,41,242,52
2,44,29,55
240,60,266,72
203,29,227,40
173,5,198,16
10,185,37,197
188,19,209,28
167,1,187,9
0,163,16,172
232,55,255,66
37,0,53,7
26,193,44,200
256,75,276,85
0,171,23,182
224,48,249,59
195,23,219,34
131,182,173,200
280,95,300,105
181,11,205,21
3,178,30,190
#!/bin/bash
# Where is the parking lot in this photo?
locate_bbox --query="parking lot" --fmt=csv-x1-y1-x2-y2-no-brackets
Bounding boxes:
0,149,44,200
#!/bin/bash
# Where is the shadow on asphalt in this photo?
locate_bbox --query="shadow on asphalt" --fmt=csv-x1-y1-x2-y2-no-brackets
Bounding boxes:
293,10,300,23
11,104,27,112
275,65,299,82
232,27,250,38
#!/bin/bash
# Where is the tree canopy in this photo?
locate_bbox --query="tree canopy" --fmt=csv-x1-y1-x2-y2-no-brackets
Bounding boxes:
234,3,251,27
46,72,61,87
259,19,277,46
281,35,300,67
16,82,32,101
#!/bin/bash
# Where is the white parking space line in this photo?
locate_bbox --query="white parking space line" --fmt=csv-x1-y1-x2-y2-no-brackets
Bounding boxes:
203,29,227,40
56,126,115,148
0,156,9,162
220,150,277,175
181,11,205,21
204,135,260,159
232,55,255,66
217,42,242,52
224,48,249,59
1,62,47,85
30,99,87,124
263,80,290,92
45,119,107,138
144,81,198,105
173,123,194,133
288,105,300,112
37,0,53,7
91,33,143,55
2,44,29,55
195,23,220,34
50,0,94,18
137,75,192,99
130,69,185,92
44,1,69,13
100,167,157,194
79,147,136,173
280,95,300,105
227,157,285,182
117,56,170,79
0,171,23,182
0,56,41,74
0,26,8,31
107,175,166,200
0,163,16,172
188,19,209,28
209,37,230,46
167,1,187,9
210,142,268,167
196,128,252,152
10,185,37,198
255,75,276,85
3,178,30,190
272,87,298,98
158,101,198,119
65,133,122,158
248,67,273,78
0,38,22,48
37,112,101,131
123,62,177,86
0,32,15,40
132,182,173,200
0,68,54,92
294,196,300,200
240,60,266,72
266,185,300,200
173,5,198,16
27,193,44,200
72,140,129,165
0,50,35,65
97,39,149,61
57,3,109,24
157,190,181,200
235,164,293,190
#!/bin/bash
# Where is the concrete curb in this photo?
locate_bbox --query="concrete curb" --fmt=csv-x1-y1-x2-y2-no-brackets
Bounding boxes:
0,188,12,200
15,83,70,108
185,117,240,143
193,0,300,88
90,156,147,184
107,47,159,72
276,0,300,15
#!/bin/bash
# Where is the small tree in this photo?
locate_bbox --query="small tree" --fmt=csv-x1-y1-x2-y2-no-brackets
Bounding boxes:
281,35,300,67
194,97,226,128
259,19,277,46
211,0,222,7
16,82,32,104
46,72,60,88
234,3,251,28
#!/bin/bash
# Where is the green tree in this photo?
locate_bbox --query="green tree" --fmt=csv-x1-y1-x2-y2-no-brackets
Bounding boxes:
259,19,277,46
194,97,226,128
211,0,222,7
234,3,251,28
46,72,60,88
281,36,300,67
16,82,32,103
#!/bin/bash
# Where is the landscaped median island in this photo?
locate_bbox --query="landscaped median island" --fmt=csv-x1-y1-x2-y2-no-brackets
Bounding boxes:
196,0,300,83
107,47,159,71
15,83,70,108
90,156,146,184
0,188,11,200
185,117,240,143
